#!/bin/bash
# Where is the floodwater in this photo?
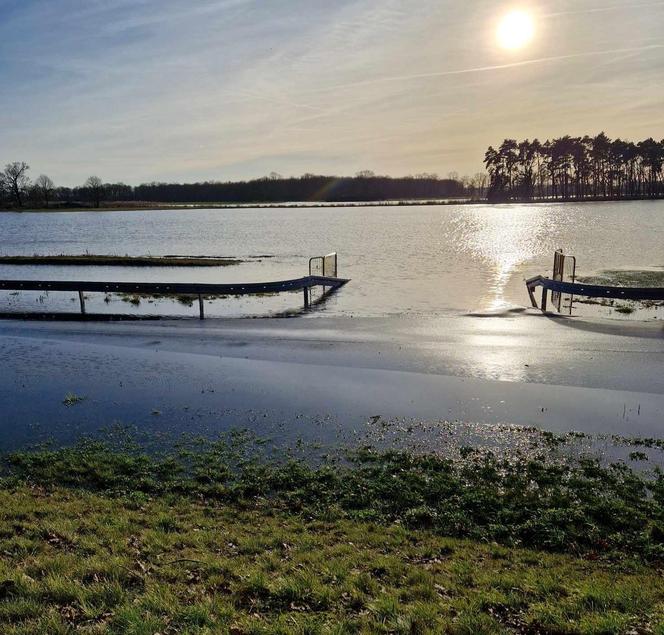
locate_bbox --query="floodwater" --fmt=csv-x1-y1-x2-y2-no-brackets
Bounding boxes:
0,200,663,318
1,201,663,456
1,316,663,461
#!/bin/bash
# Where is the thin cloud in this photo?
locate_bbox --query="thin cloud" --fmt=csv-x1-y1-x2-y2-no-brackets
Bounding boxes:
301,45,664,94
235,89,327,114
544,2,664,18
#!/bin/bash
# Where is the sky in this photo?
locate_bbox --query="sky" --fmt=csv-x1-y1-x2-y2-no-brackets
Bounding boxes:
1,0,664,186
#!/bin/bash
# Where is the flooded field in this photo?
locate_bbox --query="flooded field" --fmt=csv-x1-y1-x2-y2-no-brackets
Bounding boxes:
0,201,662,318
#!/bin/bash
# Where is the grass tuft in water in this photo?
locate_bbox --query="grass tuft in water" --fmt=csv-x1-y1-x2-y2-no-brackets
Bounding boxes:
61,393,85,407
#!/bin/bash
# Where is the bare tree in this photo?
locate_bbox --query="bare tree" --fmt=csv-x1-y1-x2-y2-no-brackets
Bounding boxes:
3,162,30,207
84,176,104,208
473,172,488,199
34,174,55,208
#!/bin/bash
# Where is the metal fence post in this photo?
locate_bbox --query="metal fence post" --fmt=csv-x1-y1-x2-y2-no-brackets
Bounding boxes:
78,290,86,315
198,294,204,319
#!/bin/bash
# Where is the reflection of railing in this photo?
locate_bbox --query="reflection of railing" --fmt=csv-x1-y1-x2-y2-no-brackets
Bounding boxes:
526,275,664,311
0,256,349,319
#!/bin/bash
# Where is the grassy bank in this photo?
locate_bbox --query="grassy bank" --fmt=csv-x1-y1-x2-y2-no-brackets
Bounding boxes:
2,485,664,634
0,255,241,267
3,438,664,632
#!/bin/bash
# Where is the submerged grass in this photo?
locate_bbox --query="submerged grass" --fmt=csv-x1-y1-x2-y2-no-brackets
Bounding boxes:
4,435,664,632
118,292,238,307
6,436,664,560
61,393,85,407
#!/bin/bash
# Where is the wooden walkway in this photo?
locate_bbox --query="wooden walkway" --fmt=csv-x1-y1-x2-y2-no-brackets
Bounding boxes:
526,275,664,311
0,275,349,319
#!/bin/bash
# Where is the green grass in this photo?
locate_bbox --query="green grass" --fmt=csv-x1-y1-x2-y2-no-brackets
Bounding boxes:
6,437,664,559
4,437,664,632
1,485,663,634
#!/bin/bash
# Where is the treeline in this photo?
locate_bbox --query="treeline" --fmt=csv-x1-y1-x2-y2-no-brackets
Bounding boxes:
0,165,476,209
133,172,468,203
485,133,664,202
0,163,110,209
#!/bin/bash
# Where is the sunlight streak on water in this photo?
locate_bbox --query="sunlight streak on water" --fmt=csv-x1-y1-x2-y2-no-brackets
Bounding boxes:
464,322,530,383
447,205,568,311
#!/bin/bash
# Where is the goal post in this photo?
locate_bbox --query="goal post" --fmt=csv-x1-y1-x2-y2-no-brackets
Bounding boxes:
309,252,338,278
551,249,576,314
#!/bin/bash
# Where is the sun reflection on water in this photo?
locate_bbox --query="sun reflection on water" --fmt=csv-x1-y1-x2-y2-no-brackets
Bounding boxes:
447,205,564,312
465,325,530,383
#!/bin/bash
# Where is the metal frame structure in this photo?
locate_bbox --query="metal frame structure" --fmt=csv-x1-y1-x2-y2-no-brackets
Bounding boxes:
0,253,348,319
309,252,339,297
309,252,338,278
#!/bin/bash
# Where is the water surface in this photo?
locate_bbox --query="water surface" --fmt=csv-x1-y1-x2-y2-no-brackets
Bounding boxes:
1,201,662,317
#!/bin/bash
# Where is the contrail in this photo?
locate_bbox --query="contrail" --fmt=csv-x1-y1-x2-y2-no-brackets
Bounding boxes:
303,45,664,93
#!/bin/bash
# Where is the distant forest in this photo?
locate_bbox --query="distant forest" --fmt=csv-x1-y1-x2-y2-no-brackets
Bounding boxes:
6,133,664,208
485,134,664,202
0,166,476,209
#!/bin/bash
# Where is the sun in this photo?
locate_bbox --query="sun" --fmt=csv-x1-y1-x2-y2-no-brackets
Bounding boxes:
497,10,535,51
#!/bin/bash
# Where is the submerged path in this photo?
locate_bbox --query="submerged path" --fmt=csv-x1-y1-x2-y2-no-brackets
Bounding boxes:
0,313,663,451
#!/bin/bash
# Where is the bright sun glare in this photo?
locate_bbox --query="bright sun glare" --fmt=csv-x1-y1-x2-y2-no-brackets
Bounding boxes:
497,10,535,51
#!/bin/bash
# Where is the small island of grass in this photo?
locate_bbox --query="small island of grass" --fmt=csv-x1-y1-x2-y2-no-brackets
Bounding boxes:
0,255,242,267
577,268,664,288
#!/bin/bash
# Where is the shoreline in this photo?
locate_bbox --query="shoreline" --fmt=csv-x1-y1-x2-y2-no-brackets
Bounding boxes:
2,311,663,630
1,199,476,213
0,197,664,214
4,196,664,213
